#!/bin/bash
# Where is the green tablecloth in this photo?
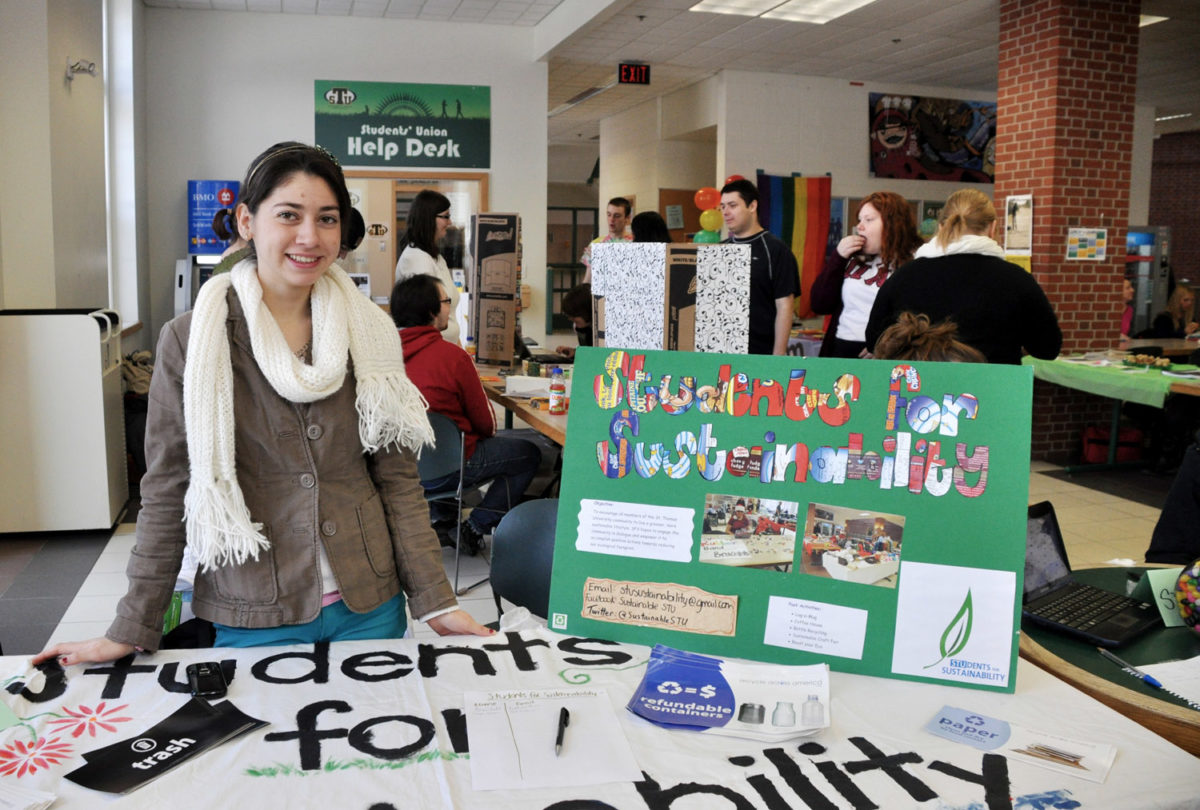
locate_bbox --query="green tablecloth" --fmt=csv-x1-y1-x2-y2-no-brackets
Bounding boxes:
1023,356,1200,408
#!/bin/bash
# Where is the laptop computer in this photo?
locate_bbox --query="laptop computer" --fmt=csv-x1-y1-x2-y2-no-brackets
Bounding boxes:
1023,500,1161,647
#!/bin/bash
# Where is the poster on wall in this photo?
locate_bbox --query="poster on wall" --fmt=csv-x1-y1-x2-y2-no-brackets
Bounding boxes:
1066,227,1107,261
869,93,996,183
315,80,490,169
1004,195,1034,255
547,348,1032,692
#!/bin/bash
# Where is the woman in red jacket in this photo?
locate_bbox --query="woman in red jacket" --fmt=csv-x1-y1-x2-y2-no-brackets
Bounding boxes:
391,274,541,554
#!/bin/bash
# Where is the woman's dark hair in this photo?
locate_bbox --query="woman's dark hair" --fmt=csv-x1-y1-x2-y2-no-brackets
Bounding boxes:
632,211,671,243
211,208,238,242
561,283,592,322
343,208,366,253
236,141,351,258
397,189,451,260
872,312,985,363
390,273,444,328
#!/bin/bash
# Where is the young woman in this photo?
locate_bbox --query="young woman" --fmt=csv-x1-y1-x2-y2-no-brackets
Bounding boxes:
864,188,1062,364
391,274,541,555
36,142,490,667
810,191,923,358
1151,284,1198,339
395,189,461,346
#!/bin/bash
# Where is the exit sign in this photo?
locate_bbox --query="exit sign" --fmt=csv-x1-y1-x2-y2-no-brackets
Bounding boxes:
618,63,651,85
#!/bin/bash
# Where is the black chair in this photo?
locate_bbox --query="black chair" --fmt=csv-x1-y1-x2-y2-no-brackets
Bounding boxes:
1187,348,1200,367
416,412,510,596
490,499,558,621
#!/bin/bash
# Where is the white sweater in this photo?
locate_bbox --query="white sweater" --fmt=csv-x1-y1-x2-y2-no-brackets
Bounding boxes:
395,245,461,346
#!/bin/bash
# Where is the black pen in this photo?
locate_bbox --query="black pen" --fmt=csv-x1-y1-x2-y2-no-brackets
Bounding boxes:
554,706,570,756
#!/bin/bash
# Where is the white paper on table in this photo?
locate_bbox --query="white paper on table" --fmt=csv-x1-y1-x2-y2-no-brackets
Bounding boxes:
465,688,641,791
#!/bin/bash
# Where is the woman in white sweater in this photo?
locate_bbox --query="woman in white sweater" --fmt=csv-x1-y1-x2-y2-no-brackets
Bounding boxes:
395,189,461,345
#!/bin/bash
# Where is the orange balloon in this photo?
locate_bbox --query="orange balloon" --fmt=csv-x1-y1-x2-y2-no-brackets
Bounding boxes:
694,186,720,211
724,174,745,185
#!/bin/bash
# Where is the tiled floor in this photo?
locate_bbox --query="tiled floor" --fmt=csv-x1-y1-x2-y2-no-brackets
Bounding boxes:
0,463,1173,656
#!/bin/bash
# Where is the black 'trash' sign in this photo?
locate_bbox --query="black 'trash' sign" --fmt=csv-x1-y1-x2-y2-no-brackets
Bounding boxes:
618,63,651,85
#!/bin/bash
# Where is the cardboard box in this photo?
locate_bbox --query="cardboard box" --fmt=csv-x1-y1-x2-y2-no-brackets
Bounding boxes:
664,244,699,352
470,213,520,366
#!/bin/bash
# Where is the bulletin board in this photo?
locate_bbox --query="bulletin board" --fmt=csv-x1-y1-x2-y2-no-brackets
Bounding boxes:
547,348,1032,692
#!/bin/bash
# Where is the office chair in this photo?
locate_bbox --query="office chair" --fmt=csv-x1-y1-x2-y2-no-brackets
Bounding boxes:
417,412,510,596
490,499,558,621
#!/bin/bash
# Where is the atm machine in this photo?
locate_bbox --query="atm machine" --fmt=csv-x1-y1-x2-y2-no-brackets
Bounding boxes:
1125,226,1171,336
175,179,239,316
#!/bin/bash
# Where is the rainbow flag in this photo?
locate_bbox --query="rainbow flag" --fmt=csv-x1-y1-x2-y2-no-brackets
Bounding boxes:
755,173,831,318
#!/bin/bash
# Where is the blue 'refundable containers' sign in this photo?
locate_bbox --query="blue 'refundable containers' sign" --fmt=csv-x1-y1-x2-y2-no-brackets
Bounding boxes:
188,180,239,255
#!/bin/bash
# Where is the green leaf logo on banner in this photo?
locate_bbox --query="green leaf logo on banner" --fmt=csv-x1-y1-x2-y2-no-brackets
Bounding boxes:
926,589,973,669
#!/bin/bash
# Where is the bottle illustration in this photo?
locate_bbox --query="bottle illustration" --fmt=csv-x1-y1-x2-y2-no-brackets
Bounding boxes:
771,701,796,727
801,694,823,727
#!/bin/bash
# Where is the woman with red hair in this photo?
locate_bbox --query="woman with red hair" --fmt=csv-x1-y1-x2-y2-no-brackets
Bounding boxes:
810,191,923,358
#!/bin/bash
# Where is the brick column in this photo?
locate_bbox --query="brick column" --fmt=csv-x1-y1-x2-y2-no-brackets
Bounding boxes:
994,0,1140,462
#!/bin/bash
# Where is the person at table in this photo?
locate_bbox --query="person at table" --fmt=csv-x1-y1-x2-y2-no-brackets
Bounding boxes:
726,499,751,535
555,283,593,360
720,178,799,355
391,273,541,556
1148,284,1199,339
581,196,633,284
865,188,1062,364
1146,429,1200,565
810,191,923,358
34,142,491,667
1120,276,1135,339
631,210,671,243
395,189,461,346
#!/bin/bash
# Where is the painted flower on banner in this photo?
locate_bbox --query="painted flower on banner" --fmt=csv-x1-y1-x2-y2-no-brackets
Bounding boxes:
47,701,133,738
0,736,74,777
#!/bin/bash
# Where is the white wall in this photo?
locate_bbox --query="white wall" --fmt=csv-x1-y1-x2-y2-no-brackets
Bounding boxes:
143,9,549,342
0,0,108,310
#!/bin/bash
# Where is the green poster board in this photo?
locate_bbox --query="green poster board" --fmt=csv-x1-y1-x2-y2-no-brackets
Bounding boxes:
547,348,1032,692
315,80,490,169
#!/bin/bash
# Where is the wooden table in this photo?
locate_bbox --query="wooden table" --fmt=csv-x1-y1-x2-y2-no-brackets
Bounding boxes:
1020,566,1200,757
480,377,568,446
1119,337,1200,358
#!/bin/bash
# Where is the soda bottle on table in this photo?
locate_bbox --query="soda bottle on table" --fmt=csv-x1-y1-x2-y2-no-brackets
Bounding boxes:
549,367,567,415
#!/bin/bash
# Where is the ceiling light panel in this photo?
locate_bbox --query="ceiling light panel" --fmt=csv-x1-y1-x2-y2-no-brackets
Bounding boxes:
762,0,877,24
689,0,784,17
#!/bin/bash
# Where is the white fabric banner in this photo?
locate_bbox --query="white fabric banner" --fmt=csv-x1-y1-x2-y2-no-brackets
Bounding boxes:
1,628,1195,808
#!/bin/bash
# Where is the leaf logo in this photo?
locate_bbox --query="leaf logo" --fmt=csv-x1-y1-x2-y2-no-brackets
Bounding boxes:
925,589,973,669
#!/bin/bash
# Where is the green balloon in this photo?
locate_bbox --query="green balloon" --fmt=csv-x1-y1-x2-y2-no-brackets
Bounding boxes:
693,229,720,243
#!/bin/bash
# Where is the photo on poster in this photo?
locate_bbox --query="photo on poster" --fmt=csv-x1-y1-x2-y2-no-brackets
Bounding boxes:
798,502,905,588
699,494,799,572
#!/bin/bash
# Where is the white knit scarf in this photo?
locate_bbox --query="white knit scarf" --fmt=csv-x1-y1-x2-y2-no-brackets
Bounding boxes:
914,233,1006,259
182,259,434,571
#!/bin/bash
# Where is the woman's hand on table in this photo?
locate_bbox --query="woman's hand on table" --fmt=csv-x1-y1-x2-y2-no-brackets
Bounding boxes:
427,609,495,636
33,637,136,667
836,234,865,259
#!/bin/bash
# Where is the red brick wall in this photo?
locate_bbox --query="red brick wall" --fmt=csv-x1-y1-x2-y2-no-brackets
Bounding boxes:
995,0,1140,462
1150,131,1200,284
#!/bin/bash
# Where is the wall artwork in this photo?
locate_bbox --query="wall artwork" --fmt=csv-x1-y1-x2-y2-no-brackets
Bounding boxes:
869,93,996,183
